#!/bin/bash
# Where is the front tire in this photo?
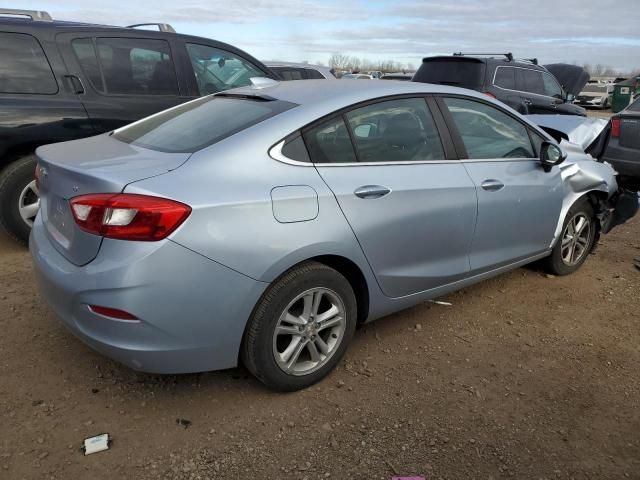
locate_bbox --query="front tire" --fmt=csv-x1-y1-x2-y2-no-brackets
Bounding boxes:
544,199,596,276
242,261,357,391
0,155,39,245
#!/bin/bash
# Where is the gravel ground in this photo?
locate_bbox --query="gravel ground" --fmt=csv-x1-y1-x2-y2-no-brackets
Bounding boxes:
1,213,639,480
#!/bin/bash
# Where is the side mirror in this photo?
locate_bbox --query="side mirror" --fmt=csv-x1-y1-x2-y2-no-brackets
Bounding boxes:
540,142,566,172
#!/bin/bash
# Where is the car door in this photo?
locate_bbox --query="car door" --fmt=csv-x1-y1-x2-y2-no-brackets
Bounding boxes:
515,68,562,115
56,32,189,133
305,96,478,298
437,96,564,273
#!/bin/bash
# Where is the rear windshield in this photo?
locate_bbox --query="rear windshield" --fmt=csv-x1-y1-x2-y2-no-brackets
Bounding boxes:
114,96,295,153
413,58,486,89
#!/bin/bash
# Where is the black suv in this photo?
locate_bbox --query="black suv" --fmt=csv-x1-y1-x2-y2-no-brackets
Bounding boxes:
412,53,587,117
0,9,275,244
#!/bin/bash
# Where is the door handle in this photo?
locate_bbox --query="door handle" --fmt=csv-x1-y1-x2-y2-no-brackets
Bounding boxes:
64,75,85,94
481,179,505,192
354,185,391,199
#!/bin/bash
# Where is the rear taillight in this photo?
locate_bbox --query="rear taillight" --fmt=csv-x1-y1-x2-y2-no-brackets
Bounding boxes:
611,117,621,138
484,92,497,99
70,194,191,241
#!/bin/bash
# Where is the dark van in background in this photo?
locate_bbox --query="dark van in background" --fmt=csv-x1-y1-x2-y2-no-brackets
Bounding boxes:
0,8,275,244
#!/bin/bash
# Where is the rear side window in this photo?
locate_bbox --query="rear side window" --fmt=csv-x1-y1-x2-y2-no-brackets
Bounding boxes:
186,43,265,95
0,32,57,94
272,67,306,81
516,69,544,95
304,117,357,164
493,66,515,90
344,98,444,162
444,97,535,159
305,69,325,80
94,38,178,95
628,97,640,112
114,96,295,153
413,58,486,89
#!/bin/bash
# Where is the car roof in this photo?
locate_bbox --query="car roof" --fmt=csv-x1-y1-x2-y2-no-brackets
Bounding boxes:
421,55,545,70
230,78,489,108
265,61,326,69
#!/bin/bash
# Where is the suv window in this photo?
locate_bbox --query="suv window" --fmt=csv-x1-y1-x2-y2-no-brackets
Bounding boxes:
542,73,563,98
91,38,178,95
304,117,357,164
186,44,265,95
413,58,486,90
444,97,535,159
493,66,515,90
345,98,444,162
114,96,295,153
0,32,57,94
516,68,544,95
72,38,104,91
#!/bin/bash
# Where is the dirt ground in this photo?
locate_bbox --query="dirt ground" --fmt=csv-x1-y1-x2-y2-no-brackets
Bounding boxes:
1,211,639,479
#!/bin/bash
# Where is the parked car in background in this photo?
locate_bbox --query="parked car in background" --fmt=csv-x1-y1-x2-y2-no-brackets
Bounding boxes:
601,97,640,187
265,61,337,81
380,72,414,81
0,8,275,244
342,73,373,80
31,79,636,391
412,53,587,117
575,81,614,109
367,71,383,79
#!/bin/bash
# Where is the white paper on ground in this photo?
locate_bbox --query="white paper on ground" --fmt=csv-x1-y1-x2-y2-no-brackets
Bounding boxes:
84,433,110,455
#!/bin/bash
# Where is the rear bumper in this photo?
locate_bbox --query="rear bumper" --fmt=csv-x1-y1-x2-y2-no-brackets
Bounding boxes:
30,216,267,374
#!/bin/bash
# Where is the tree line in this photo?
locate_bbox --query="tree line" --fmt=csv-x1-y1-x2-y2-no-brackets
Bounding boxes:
327,53,415,73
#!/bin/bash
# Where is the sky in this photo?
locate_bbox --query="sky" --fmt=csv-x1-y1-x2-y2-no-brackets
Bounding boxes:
21,0,640,72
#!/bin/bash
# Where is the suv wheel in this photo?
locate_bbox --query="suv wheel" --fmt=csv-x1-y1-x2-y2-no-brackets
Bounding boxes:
0,155,39,245
242,261,357,391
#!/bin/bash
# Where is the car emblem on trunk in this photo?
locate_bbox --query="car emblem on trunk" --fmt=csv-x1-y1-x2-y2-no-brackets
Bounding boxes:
73,185,79,192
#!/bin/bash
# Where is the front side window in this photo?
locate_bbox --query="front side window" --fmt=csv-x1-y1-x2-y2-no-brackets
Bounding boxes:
94,38,178,95
0,32,57,94
72,38,103,91
542,73,563,98
516,69,544,95
494,66,515,90
344,98,444,162
186,44,265,95
444,97,535,159
114,96,295,153
305,69,325,80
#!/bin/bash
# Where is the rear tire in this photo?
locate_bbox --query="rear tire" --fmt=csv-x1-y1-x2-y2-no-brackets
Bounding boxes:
0,155,39,245
242,261,357,391
544,199,596,276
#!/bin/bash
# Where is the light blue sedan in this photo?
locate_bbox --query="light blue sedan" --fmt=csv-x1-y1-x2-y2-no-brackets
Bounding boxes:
30,79,636,391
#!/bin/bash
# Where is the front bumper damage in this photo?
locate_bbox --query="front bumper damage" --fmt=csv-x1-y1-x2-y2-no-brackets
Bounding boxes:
598,188,640,234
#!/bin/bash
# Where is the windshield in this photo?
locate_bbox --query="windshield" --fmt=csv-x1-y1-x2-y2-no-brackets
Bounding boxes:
583,84,608,93
114,96,295,153
413,58,486,89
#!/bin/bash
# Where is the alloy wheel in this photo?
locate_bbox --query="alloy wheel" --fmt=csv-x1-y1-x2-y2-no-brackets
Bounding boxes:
272,287,346,376
19,180,40,228
560,213,591,266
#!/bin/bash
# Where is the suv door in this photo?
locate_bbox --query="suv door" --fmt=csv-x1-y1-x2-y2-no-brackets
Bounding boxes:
514,68,560,114
438,96,564,273
304,96,478,298
56,32,189,132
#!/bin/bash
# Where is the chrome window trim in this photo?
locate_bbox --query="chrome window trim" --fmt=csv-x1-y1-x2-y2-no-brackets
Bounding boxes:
269,140,536,167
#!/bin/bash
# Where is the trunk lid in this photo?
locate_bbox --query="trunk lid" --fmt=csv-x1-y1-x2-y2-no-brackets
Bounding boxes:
619,112,640,149
36,133,191,265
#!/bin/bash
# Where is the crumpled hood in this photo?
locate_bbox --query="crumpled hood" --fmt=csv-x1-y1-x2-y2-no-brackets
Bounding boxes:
544,64,590,96
526,114,608,151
